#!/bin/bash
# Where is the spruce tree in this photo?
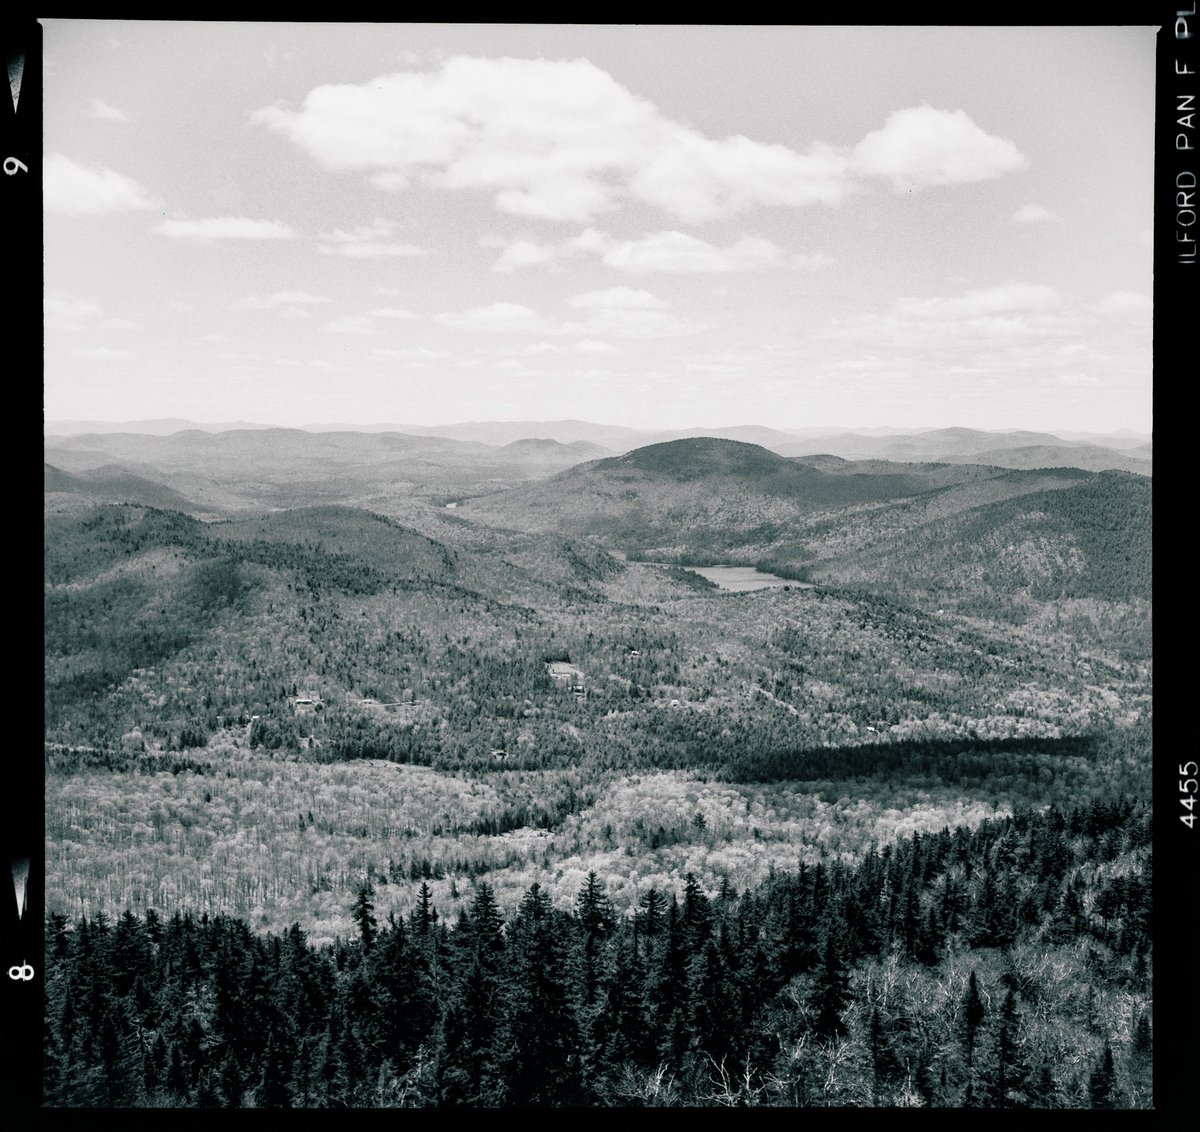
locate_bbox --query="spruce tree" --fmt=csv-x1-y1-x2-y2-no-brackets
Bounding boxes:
809,933,850,1041
1089,1043,1116,1108
352,879,377,952
496,883,583,1106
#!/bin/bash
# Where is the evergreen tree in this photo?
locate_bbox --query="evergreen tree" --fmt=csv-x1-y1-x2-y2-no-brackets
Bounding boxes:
1128,1012,1152,1105
681,874,713,956
1089,1043,1116,1108
260,1032,294,1108
960,970,987,1105
496,883,583,1105
809,933,851,1041
353,879,378,952
688,937,740,1063
983,989,1029,1107
638,887,666,946
575,871,615,1011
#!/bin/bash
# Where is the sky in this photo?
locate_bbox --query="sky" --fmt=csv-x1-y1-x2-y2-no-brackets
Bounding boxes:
42,22,1156,434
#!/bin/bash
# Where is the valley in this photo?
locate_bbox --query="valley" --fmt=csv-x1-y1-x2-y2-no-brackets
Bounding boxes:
42,421,1153,1108
44,424,1152,936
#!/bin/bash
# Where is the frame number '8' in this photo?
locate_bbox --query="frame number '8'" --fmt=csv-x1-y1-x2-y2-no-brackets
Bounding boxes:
1181,762,1199,828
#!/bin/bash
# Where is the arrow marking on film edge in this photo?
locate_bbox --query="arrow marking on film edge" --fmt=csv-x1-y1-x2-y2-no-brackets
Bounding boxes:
7,52,23,114
11,858,28,921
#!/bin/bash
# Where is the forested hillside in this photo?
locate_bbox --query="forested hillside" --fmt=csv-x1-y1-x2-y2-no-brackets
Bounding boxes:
811,472,1151,610
43,799,1151,1108
43,431,1152,1108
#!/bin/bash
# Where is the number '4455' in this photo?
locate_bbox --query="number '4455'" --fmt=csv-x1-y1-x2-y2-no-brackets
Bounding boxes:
1181,762,1198,828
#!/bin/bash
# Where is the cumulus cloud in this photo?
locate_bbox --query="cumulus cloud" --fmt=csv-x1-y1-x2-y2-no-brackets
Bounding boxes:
321,315,373,334
496,339,623,357
489,238,567,272
44,153,160,215
154,216,297,241
319,306,422,334
367,307,421,320
87,99,128,121
435,292,703,339
317,219,428,257
602,231,784,273
436,302,553,334
1095,291,1152,318
852,106,1025,192
1011,203,1057,224
234,291,330,313
563,288,705,338
252,56,858,223
45,292,102,332
371,346,450,366
894,283,1061,320
489,228,826,274
45,291,139,333
574,339,623,355
568,286,667,310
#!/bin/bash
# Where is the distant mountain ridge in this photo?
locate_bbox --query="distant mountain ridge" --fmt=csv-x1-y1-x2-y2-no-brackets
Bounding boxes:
45,417,1150,475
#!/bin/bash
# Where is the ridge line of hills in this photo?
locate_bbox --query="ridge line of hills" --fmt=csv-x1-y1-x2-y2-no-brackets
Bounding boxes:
45,417,1151,460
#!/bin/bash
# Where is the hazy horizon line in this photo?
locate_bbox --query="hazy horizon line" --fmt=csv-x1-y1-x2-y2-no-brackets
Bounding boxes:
44,416,1153,439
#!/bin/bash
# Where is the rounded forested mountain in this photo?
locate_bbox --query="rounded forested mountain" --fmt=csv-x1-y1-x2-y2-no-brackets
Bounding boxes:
610,437,799,482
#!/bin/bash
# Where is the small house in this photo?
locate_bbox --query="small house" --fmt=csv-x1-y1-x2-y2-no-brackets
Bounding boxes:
546,662,585,684
290,696,324,716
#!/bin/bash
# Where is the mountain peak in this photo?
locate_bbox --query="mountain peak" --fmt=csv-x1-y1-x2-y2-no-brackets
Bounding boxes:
611,436,794,480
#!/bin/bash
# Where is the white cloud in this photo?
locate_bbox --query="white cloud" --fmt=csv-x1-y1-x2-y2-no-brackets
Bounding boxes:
894,283,1061,320
1011,203,1057,224
490,227,830,275
1095,291,1152,318
366,307,421,320
45,292,102,332
317,219,428,257
44,153,160,215
563,306,706,339
490,238,565,272
45,291,138,333
320,306,422,334
568,286,668,310
234,291,330,312
433,294,700,339
852,106,1025,192
574,339,623,355
436,302,552,334
154,216,297,241
497,338,624,357
605,231,778,273
321,314,377,334
371,346,450,366
71,346,138,360
87,99,128,122
252,56,858,223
